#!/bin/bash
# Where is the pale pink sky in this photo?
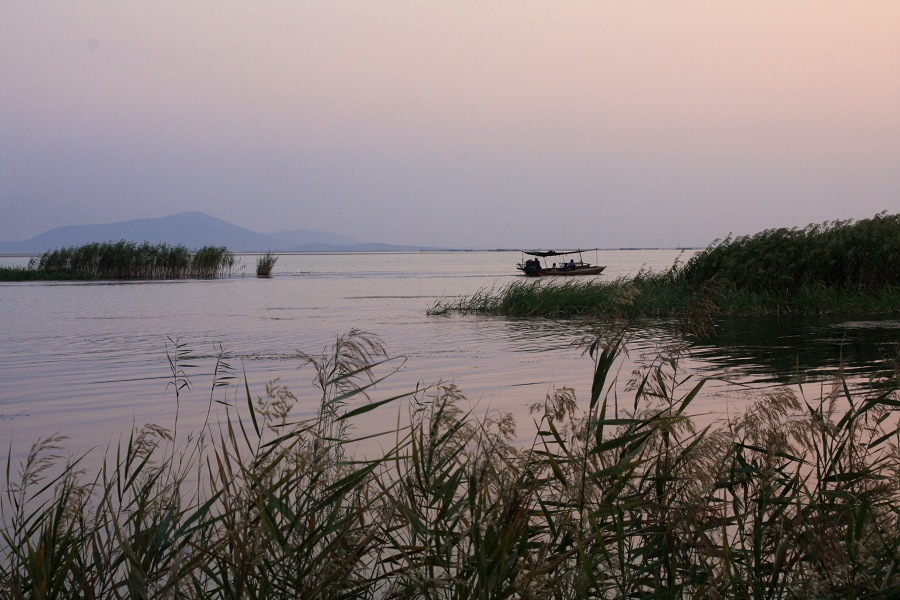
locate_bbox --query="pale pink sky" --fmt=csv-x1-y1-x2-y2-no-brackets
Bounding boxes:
2,1,898,248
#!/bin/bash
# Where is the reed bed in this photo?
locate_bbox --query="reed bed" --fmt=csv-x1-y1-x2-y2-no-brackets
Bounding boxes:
435,278,900,322
434,213,900,320
0,267,95,282
428,277,687,319
28,241,235,280
679,211,900,292
428,269,714,329
256,252,278,278
2,330,898,598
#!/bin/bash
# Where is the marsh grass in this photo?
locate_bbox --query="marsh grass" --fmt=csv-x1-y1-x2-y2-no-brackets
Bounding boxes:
255,252,278,278
428,272,717,335
26,241,235,280
679,211,900,292
434,213,900,320
2,330,899,598
0,267,95,282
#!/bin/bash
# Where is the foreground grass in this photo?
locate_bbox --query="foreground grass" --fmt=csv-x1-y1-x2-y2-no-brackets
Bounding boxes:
433,213,900,320
2,330,898,598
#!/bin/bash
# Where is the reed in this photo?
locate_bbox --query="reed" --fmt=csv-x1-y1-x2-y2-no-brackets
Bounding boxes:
434,213,900,320
28,241,235,280
189,245,234,279
679,211,900,292
428,273,712,330
429,280,611,317
0,267,95,281
2,331,898,598
255,252,278,278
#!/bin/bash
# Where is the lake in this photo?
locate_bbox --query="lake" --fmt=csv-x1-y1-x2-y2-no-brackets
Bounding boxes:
2,250,898,465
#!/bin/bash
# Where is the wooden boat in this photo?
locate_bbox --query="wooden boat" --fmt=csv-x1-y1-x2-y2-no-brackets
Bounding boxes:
517,249,606,277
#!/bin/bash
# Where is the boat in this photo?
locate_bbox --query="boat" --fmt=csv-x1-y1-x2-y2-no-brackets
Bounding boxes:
517,249,606,277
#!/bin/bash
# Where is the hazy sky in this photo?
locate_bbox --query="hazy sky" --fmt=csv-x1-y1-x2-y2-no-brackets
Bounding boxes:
2,1,898,249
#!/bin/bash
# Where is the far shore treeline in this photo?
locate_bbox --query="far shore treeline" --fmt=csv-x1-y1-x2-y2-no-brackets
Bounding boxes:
0,241,235,280
432,212,900,320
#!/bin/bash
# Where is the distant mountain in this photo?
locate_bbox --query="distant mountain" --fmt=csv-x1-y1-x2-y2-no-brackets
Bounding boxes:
0,212,276,253
0,212,428,253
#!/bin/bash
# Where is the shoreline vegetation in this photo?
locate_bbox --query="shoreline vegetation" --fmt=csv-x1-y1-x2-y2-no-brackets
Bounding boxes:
0,241,235,281
255,251,278,278
431,213,900,320
1,330,898,597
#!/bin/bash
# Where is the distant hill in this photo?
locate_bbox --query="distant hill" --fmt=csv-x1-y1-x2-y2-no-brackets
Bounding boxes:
0,212,434,253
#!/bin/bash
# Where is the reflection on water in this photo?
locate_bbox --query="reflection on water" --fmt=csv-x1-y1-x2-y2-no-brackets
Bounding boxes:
1,251,897,466
689,316,900,386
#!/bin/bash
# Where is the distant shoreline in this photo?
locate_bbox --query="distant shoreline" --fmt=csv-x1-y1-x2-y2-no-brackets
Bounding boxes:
1,247,696,258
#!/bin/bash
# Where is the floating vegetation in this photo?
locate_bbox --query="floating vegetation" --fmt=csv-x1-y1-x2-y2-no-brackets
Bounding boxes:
255,251,278,278
25,241,235,279
1,330,898,597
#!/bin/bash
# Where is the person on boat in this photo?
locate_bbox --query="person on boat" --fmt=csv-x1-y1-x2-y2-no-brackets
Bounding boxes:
568,259,576,270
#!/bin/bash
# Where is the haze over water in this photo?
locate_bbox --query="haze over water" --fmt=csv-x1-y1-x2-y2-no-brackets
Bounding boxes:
2,2,898,249
2,251,898,466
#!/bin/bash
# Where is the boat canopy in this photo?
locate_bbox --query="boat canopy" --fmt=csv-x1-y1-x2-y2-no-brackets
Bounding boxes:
522,249,598,258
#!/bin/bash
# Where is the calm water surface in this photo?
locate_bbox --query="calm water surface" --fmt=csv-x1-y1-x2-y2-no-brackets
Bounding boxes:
1,250,897,464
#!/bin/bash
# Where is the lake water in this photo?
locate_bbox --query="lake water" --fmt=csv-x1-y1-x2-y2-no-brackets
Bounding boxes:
2,250,898,465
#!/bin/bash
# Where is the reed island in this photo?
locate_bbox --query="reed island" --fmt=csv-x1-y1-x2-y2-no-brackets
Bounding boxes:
0,241,235,281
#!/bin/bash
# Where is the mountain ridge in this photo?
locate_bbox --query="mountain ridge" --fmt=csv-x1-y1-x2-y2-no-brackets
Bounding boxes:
0,212,434,253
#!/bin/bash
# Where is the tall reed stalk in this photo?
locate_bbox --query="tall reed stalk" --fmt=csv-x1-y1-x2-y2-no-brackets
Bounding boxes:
255,252,278,278
2,330,898,598
30,241,235,280
680,211,900,292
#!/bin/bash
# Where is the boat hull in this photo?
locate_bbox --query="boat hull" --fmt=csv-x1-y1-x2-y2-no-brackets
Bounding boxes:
519,265,606,277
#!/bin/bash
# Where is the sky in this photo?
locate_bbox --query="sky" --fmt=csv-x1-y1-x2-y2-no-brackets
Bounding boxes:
1,1,899,249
